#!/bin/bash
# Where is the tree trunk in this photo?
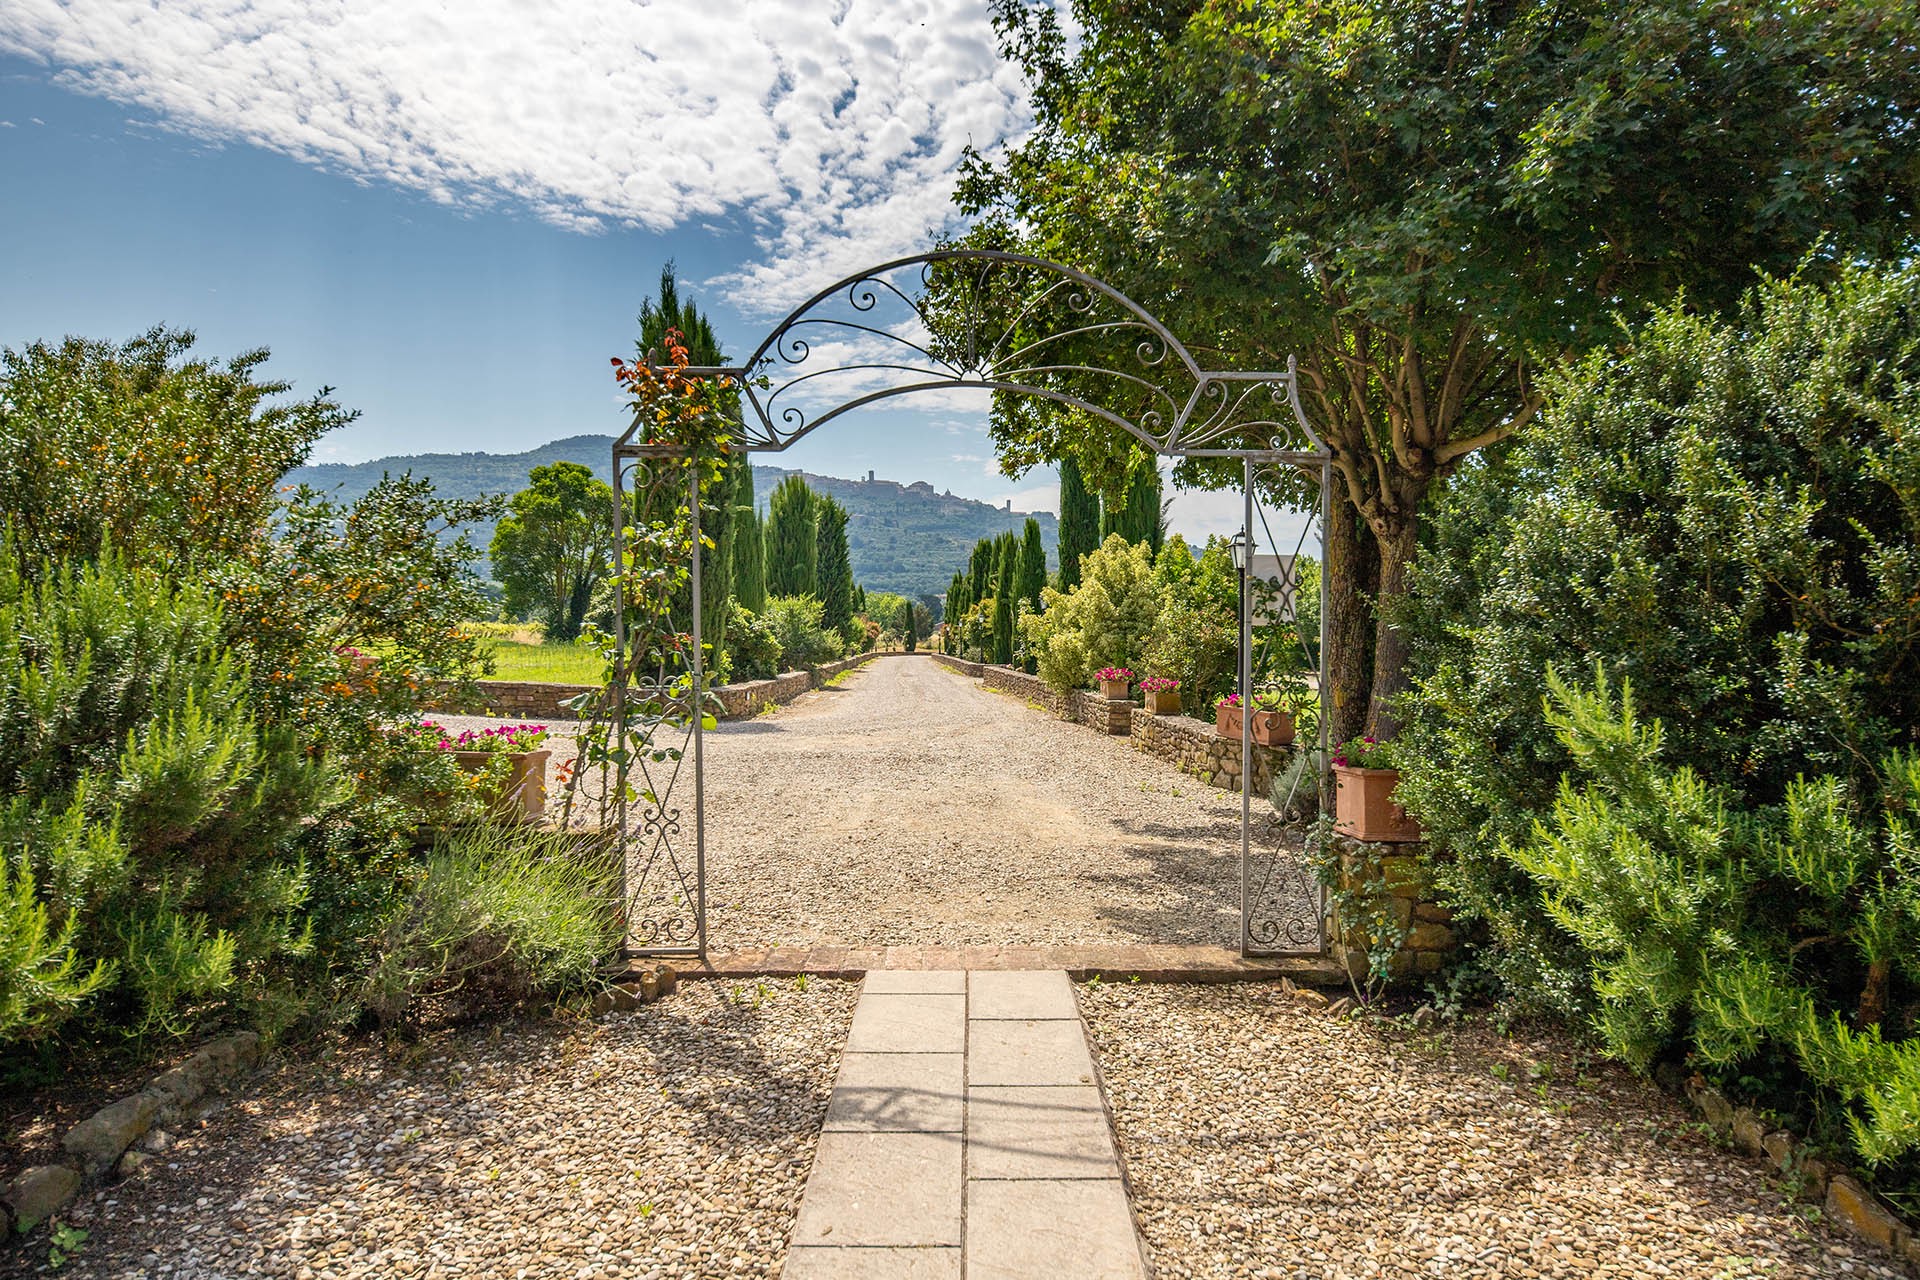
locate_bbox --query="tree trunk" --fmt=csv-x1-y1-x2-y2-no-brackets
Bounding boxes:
1367,516,1422,738
1324,473,1377,748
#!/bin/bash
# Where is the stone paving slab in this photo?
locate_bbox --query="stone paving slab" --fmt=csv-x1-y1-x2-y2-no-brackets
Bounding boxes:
790,1131,965,1248
843,993,966,1054
862,969,968,994
825,1053,965,1133
967,1018,1098,1087
965,1178,1147,1280
783,1246,962,1279
967,1085,1119,1180
969,969,1080,1020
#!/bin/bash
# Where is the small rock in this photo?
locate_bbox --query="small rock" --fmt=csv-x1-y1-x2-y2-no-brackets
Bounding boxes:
115,1150,153,1180
1761,1130,1795,1170
139,1127,175,1155
1691,1084,1735,1134
1293,988,1329,1010
638,971,662,1001
1731,1108,1767,1155
1825,1174,1907,1251
656,964,679,996
3,1165,81,1233
1410,1003,1437,1028
64,1091,160,1176
147,1064,206,1109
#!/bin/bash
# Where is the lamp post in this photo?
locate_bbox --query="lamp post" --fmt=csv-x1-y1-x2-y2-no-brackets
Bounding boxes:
1229,529,1251,573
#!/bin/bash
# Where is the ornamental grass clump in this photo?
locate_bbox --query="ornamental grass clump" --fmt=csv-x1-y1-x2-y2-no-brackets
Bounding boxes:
359,825,620,1030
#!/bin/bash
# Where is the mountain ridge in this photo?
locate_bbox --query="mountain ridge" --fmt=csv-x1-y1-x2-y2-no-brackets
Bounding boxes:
286,434,1055,601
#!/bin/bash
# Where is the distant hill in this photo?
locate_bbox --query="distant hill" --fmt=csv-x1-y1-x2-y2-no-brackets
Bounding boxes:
285,434,1056,601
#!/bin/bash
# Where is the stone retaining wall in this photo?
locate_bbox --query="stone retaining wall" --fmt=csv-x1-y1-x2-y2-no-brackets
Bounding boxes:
1129,708,1290,795
1,1031,261,1237
434,651,885,723
1327,836,1456,980
979,664,1133,734
930,653,985,679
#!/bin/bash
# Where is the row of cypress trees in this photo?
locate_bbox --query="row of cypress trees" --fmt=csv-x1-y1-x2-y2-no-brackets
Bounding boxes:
947,518,1047,666
762,473,857,633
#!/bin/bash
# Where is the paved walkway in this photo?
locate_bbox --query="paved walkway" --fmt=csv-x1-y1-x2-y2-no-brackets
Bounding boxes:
784,970,1148,1280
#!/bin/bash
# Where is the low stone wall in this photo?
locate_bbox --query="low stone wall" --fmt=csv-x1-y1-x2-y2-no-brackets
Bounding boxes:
1,1031,261,1237
979,664,1133,734
1129,708,1291,795
930,653,985,679
435,652,885,723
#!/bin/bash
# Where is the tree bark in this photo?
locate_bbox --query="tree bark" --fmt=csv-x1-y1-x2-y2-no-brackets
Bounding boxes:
1323,472,1377,747
1367,515,1422,738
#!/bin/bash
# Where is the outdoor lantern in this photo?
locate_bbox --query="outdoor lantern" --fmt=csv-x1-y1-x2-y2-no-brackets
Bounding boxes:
1229,529,1251,572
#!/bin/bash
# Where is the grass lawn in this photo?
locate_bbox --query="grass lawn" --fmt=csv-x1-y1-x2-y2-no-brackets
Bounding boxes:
479,638,605,684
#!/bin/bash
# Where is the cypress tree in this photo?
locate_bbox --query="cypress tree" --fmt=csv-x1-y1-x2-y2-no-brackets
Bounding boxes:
637,263,734,662
947,569,969,625
1017,517,1046,613
991,534,1017,664
968,537,995,607
732,504,767,613
1102,452,1165,553
765,475,817,598
904,602,918,652
816,495,855,633
1057,454,1100,591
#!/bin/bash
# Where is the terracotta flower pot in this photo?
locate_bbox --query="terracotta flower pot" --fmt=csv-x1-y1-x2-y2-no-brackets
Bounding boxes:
1145,687,1181,715
1333,765,1422,842
1098,678,1131,700
452,748,550,823
1215,705,1297,747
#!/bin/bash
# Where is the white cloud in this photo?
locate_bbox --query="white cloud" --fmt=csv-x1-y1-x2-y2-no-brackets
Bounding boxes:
994,484,1057,516
0,0,1032,313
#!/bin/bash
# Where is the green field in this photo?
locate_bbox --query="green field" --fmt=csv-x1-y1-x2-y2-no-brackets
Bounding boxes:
479,638,605,684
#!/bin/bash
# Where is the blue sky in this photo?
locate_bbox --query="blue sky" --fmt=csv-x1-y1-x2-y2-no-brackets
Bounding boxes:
0,3,1294,545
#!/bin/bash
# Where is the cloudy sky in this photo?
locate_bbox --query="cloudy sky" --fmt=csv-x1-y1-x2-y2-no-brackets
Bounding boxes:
0,0,1290,544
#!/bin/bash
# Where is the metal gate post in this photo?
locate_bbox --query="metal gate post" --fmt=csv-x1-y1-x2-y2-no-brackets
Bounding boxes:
609,460,630,924
687,457,708,957
1239,455,1254,957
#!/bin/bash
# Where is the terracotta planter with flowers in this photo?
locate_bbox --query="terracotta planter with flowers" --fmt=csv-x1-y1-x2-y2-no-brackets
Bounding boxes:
1332,736,1421,842
1140,675,1181,715
1094,666,1134,700
422,721,552,823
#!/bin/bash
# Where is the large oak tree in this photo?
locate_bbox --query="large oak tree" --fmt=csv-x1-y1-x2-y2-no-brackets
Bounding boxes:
960,0,1920,739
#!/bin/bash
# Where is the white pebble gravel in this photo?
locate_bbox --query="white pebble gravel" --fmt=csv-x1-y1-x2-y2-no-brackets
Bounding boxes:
1079,982,1904,1280
30,979,857,1279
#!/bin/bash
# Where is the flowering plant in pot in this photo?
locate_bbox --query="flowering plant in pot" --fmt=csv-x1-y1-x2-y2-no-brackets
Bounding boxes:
1214,692,1296,747
418,720,552,823
1139,674,1181,715
1331,736,1421,842
1094,666,1134,699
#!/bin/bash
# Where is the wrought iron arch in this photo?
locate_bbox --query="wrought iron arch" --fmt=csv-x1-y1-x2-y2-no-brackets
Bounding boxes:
609,249,1332,961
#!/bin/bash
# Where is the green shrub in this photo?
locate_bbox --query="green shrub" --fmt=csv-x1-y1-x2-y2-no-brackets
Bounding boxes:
0,549,336,1047
1396,262,1920,1015
1506,667,1920,1170
1141,535,1241,708
359,825,619,1028
727,600,784,681
762,595,842,670
1023,534,1160,693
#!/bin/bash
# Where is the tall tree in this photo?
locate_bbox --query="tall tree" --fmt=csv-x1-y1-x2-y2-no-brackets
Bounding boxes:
1103,453,1164,552
991,533,1017,664
963,0,1920,740
636,263,736,662
904,601,918,652
732,504,767,614
491,461,615,642
948,569,969,624
1057,453,1100,591
816,495,855,633
765,475,818,598
967,537,996,608
1017,518,1047,613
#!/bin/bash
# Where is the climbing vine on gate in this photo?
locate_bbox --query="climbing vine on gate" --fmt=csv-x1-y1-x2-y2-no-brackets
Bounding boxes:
555,331,735,832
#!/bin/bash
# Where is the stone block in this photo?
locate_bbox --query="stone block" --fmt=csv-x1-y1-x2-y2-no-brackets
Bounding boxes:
3,1165,80,1233
1825,1174,1908,1252
1413,901,1453,923
969,970,1078,1020
146,1064,206,1110
1413,950,1445,974
1731,1109,1767,1156
791,1131,964,1247
1761,1129,1795,1169
63,1091,159,1176
965,1179,1146,1280
1691,1084,1735,1134
966,1019,1095,1087
1407,923,1456,952
966,1086,1118,1180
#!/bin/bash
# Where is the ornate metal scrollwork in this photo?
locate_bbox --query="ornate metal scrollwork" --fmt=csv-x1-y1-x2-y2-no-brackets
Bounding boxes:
722,251,1323,458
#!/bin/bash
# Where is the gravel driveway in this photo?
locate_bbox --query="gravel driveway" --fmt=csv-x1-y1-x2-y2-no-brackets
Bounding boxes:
1081,982,1902,1280
696,656,1310,951
18,980,858,1280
